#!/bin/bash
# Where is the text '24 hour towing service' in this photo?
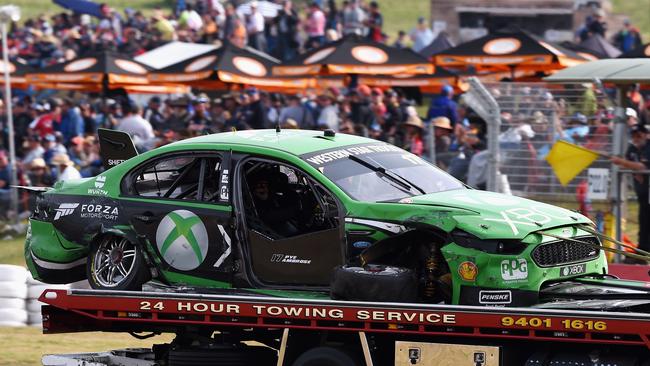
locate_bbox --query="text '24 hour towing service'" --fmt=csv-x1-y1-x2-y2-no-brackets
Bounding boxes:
24,129,650,365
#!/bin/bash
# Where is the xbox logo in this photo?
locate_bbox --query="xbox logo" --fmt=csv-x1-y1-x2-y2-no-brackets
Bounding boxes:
155,210,208,271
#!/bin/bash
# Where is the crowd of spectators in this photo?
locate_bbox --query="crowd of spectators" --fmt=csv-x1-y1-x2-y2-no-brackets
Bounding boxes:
4,0,438,67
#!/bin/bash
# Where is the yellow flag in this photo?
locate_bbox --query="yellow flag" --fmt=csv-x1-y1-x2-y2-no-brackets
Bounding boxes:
545,140,599,186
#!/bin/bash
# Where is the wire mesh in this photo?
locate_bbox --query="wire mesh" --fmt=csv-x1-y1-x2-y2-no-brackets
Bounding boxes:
479,82,614,201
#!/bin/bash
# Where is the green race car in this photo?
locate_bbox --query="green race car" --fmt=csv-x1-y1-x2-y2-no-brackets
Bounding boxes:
25,129,650,308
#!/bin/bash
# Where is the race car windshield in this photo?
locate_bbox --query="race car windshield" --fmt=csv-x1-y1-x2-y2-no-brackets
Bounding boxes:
303,145,464,202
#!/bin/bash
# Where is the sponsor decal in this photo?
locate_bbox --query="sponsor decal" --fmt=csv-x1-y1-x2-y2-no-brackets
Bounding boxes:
214,225,231,268
232,56,267,77
474,352,486,365
458,261,478,281
479,290,512,305
501,258,528,281
270,254,312,264
88,175,108,195
304,47,336,64
482,38,521,55
350,46,389,64
560,263,587,277
114,59,148,74
64,58,97,72
219,169,229,201
304,143,402,166
352,241,372,249
108,159,126,166
185,55,217,73
155,210,209,271
80,204,119,220
54,203,79,220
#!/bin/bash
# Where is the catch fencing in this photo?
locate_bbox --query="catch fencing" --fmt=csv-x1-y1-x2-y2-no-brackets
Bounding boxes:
464,79,616,202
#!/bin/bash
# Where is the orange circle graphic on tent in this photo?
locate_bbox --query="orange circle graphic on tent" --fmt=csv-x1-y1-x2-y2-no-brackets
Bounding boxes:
0,60,16,73
645,45,650,57
185,55,217,73
351,46,388,64
232,56,267,76
304,47,336,65
114,59,148,74
64,58,97,72
483,38,522,55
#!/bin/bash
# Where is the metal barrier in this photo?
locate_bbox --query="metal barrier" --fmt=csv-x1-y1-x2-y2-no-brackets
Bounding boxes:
465,79,616,202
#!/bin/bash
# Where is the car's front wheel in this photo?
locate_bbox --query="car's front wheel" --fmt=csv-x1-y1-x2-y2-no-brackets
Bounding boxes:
87,236,149,290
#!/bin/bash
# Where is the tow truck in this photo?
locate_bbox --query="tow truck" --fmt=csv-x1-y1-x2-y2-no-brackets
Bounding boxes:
39,285,650,366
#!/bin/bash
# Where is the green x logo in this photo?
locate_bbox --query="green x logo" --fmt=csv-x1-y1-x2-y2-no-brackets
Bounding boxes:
159,212,204,263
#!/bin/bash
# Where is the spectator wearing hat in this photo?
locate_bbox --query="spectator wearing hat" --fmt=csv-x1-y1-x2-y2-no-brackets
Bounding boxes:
626,107,639,127
403,115,424,156
611,124,650,258
427,85,458,127
432,116,453,169
189,94,213,134
274,0,299,61
29,98,60,139
26,158,54,188
317,90,340,131
409,16,433,53
143,96,165,133
304,2,327,49
588,9,607,38
117,100,156,152
51,153,81,182
58,98,84,144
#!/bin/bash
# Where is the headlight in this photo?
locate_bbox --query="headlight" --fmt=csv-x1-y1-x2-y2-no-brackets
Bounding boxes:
451,230,526,254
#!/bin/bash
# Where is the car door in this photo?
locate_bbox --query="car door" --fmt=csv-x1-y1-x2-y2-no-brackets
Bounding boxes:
235,157,344,287
122,151,235,285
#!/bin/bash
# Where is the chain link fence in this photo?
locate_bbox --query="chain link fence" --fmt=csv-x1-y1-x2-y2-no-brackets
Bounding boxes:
466,80,615,202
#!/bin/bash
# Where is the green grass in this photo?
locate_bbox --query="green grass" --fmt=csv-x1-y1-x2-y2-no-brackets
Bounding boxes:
611,0,650,44
0,237,26,266
13,0,173,22
0,327,174,366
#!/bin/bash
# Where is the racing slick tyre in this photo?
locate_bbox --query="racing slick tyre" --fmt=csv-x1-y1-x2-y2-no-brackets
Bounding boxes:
87,236,150,291
292,346,360,366
0,264,28,283
0,281,28,299
330,265,418,303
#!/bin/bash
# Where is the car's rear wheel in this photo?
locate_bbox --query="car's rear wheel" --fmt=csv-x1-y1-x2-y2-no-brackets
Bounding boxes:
87,236,149,291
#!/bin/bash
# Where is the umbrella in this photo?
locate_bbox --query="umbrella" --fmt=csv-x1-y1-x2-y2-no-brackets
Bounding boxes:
618,43,650,58
52,0,103,18
579,34,621,59
26,50,186,95
273,34,434,76
419,32,455,59
0,59,34,89
236,0,282,18
149,41,313,91
434,29,587,75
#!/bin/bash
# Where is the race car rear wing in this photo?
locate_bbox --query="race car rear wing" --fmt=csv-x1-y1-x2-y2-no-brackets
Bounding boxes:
97,128,139,170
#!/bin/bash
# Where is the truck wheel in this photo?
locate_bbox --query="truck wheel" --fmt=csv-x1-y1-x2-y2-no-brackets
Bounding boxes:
330,265,418,303
87,236,149,291
292,347,359,366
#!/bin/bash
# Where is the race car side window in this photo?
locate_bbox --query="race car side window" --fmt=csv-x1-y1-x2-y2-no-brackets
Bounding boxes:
130,154,222,202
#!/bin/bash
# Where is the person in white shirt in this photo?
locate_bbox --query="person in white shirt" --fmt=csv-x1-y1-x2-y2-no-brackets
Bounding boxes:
409,16,434,53
246,1,267,52
317,91,339,131
52,153,81,182
117,101,156,152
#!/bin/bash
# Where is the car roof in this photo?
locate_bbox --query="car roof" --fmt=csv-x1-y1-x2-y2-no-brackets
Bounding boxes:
174,129,379,156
